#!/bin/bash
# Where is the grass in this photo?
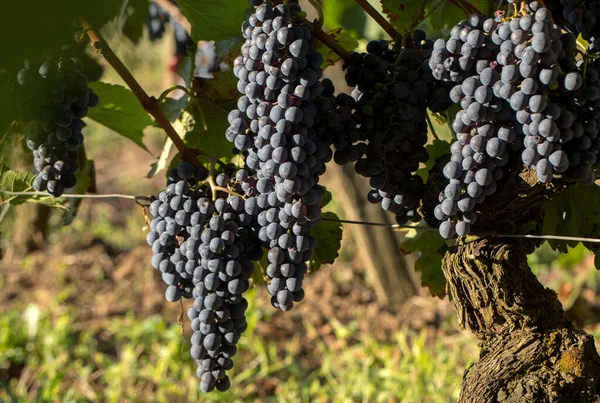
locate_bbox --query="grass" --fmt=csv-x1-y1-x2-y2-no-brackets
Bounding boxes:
0,290,475,403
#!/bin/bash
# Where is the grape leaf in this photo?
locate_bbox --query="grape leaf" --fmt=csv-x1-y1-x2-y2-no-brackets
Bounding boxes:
320,187,333,208
184,98,237,161
401,231,447,297
323,0,368,37
86,82,153,151
417,139,452,181
178,57,194,89
0,1,121,71
177,0,248,42
316,28,359,68
309,212,343,273
380,0,425,34
194,69,240,104
542,184,600,254
161,96,190,123
147,107,194,178
425,0,493,32
215,38,244,59
0,163,66,210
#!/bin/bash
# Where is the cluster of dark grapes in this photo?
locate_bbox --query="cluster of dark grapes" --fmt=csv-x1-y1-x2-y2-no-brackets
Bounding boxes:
147,1,194,59
542,0,600,53
147,162,263,392
17,56,99,196
430,5,599,238
330,32,452,224
226,0,332,312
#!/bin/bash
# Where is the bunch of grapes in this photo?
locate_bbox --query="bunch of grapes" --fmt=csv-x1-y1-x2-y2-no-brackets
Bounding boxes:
17,56,99,197
333,32,452,225
430,4,598,239
147,162,263,392
147,162,210,301
542,0,600,53
226,0,332,311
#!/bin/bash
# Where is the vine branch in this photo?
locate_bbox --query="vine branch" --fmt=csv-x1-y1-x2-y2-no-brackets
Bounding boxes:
80,19,201,166
354,0,399,39
448,0,482,16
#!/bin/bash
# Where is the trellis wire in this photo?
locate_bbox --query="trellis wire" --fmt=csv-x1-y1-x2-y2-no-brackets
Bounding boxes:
2,190,600,245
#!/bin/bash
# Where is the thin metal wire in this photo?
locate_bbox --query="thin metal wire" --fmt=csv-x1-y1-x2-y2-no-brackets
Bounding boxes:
3,190,600,245
1,190,137,200
321,217,438,231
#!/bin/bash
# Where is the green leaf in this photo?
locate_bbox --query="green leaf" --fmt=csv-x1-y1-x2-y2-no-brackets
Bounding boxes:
147,108,194,178
320,187,333,208
0,163,66,210
417,139,451,181
316,28,359,68
251,253,269,286
595,252,600,271
401,231,446,297
421,0,493,34
0,1,121,71
161,96,190,123
195,69,240,104
86,82,153,151
177,0,248,42
214,38,244,58
184,98,237,161
426,1,465,32
323,0,368,38
309,212,343,273
542,184,600,253
178,57,194,89
380,0,425,34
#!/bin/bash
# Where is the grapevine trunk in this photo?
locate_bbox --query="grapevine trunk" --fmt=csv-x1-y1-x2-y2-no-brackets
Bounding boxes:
443,239,600,402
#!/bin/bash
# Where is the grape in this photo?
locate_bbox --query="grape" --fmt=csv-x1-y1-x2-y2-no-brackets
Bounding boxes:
227,0,334,315
340,33,452,224
148,160,261,394
430,7,567,238
18,56,99,196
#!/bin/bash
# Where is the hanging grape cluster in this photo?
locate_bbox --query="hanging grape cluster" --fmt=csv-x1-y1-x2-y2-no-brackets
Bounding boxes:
17,56,99,196
226,0,333,312
147,162,264,392
329,31,453,224
430,4,598,238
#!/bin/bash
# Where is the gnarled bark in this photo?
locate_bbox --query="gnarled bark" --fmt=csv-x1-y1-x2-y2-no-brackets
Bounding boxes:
424,160,600,402
444,239,600,402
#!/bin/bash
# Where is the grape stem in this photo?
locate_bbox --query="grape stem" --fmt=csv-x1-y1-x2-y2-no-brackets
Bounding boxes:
79,19,202,168
206,157,245,199
353,0,399,39
158,85,194,104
